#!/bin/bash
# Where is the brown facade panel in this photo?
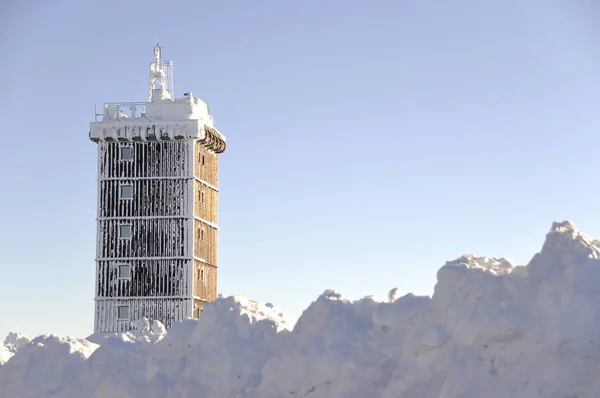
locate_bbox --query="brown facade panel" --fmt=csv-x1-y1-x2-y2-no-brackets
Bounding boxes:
193,181,218,224
192,298,210,319
193,299,201,319
193,219,218,265
193,260,217,302
192,141,220,307
194,142,219,187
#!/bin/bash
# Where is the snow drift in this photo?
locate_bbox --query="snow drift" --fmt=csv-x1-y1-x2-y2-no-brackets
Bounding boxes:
0,332,30,366
2,220,600,397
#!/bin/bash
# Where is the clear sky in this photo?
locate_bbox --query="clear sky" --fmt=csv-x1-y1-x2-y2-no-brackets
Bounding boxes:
1,0,600,340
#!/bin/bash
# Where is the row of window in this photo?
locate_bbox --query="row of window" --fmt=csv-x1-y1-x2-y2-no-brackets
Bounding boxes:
115,224,205,240
113,264,207,282
112,266,206,321
117,183,205,203
118,146,208,165
113,264,206,281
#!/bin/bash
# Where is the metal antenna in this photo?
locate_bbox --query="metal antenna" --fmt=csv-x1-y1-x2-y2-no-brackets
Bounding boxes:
154,42,162,63
148,43,174,102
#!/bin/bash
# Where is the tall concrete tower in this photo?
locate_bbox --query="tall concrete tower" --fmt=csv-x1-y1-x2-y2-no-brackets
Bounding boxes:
89,45,226,333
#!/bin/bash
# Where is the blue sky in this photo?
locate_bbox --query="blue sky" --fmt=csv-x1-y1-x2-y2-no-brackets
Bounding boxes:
1,0,600,339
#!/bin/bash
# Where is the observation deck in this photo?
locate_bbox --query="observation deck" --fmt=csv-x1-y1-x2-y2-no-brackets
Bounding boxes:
89,94,226,153
89,44,226,153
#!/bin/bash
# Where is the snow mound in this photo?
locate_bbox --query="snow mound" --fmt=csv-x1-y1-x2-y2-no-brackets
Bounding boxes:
0,335,97,397
86,318,167,346
3,220,600,397
0,345,12,366
0,332,30,366
4,332,30,352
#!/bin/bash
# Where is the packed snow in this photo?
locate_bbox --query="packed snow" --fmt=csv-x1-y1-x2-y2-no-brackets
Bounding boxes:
0,332,30,366
3,220,600,397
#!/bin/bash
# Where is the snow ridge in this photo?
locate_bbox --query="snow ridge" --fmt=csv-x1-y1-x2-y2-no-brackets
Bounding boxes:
0,332,31,366
2,220,600,397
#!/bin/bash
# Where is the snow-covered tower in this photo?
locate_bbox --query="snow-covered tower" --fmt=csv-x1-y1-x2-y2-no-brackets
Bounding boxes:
89,45,226,333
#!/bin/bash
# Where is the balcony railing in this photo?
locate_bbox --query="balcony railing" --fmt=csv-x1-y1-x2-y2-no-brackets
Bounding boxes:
98,102,148,121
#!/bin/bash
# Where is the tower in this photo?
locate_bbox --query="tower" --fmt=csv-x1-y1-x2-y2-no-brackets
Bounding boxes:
89,45,226,333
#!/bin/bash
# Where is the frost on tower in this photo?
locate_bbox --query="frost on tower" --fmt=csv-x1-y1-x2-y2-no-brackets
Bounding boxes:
89,45,226,333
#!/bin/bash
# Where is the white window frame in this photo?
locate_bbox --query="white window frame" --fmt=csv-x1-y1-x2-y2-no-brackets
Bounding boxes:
117,263,132,279
120,184,133,200
117,305,130,320
119,224,132,239
120,146,133,161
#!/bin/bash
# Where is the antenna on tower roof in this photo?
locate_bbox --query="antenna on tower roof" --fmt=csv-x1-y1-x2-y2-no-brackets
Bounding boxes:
148,43,174,102
154,43,162,62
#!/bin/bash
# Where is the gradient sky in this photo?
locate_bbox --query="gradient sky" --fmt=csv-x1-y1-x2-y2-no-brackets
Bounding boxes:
1,0,600,340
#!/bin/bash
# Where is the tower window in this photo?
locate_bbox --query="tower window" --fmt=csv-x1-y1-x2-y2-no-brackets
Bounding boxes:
201,269,205,282
198,227,204,241
120,146,133,161
120,184,133,199
119,224,132,239
201,191,205,203
118,264,131,279
117,305,130,320
202,154,205,165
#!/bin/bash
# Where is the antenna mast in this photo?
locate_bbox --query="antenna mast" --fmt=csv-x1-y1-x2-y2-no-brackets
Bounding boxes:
148,43,174,102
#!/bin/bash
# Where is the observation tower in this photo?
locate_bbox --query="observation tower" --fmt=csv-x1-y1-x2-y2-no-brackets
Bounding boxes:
89,45,226,333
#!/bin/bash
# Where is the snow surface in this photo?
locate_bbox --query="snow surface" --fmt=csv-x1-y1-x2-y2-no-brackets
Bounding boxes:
0,332,30,366
3,220,600,397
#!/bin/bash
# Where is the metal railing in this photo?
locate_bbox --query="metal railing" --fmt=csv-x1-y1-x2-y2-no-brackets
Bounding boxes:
95,102,148,121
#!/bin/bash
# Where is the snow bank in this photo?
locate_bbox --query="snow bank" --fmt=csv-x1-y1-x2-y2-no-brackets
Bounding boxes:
0,345,12,366
0,335,97,397
86,317,167,345
3,220,600,397
0,332,30,366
